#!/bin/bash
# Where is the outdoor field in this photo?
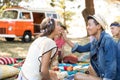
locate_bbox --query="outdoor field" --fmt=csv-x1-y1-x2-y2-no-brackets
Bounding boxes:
0,36,90,80
0,37,90,58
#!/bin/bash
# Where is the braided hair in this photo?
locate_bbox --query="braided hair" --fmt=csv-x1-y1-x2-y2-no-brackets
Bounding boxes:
40,18,55,36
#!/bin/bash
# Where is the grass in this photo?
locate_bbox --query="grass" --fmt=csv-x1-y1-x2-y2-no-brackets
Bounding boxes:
0,37,90,80
0,37,90,58
0,38,31,58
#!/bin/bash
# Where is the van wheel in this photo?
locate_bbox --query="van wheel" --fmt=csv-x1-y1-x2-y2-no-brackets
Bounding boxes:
22,32,32,42
5,38,14,41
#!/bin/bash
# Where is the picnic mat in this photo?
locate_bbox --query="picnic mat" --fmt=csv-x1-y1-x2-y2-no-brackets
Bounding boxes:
0,57,24,79
13,62,89,80
0,57,90,80
51,62,90,80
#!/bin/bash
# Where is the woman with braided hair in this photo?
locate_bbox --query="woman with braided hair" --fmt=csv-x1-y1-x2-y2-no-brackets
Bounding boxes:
17,18,62,80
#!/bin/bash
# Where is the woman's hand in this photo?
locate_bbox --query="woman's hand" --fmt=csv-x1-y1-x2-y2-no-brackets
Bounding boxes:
49,70,59,80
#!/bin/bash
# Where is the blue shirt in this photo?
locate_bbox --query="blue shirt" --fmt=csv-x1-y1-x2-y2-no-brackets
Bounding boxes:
115,40,120,80
72,31,117,80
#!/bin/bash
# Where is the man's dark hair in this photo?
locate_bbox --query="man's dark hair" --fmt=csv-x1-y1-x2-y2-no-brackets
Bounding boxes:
110,22,120,27
87,16,99,25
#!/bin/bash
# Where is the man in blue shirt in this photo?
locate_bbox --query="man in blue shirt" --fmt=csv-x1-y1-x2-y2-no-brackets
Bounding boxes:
110,22,120,80
62,14,117,80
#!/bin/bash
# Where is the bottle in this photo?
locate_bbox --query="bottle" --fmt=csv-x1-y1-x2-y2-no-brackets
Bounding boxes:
58,51,62,63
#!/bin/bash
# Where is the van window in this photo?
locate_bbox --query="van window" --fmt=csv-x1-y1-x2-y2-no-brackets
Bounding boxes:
2,10,18,19
46,13,57,19
20,12,31,19
53,14,57,18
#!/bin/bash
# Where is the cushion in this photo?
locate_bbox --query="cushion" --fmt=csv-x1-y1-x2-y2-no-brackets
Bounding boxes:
0,57,17,65
0,65,19,79
63,54,78,64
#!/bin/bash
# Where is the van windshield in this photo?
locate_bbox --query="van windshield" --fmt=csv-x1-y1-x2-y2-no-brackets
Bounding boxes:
2,10,18,19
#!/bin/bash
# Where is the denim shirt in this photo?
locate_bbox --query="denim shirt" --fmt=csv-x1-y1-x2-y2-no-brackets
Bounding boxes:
115,40,120,80
72,31,117,80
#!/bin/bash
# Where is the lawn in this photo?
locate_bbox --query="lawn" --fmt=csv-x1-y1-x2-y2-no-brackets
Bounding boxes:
0,37,90,58
0,38,30,58
0,37,90,80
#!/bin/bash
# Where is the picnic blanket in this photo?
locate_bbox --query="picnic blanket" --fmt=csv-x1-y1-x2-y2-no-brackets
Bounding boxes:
51,62,90,80
0,57,90,80
0,57,24,79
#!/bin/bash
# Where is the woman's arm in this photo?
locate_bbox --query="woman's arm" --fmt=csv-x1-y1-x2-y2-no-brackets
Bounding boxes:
41,50,52,80
41,50,59,80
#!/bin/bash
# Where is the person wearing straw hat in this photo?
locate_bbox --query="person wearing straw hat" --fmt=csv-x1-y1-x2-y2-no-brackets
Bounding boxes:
62,14,117,80
110,22,120,80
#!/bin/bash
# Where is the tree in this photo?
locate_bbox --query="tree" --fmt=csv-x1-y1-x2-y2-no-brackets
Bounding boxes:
50,0,77,28
0,0,22,9
0,0,22,14
82,0,95,36
82,0,95,26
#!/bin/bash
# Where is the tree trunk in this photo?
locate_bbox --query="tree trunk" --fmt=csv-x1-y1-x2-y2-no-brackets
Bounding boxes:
82,0,95,36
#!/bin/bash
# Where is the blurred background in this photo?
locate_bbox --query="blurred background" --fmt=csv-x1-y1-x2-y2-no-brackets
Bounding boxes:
0,0,120,58
0,0,120,38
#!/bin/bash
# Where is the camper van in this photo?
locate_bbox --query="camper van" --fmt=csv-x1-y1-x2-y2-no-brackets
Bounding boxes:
0,7,59,42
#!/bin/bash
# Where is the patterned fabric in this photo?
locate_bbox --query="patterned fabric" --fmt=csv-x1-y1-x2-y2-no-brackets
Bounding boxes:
0,57,17,65
58,63,89,79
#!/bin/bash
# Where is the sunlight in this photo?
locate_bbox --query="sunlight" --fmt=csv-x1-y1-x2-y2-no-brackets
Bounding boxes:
18,0,120,38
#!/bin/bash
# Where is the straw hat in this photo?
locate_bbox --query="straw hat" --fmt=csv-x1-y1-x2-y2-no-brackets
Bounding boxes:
87,14,108,30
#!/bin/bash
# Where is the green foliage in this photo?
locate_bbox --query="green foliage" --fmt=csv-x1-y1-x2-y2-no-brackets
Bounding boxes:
59,0,65,9
0,0,22,15
78,5,81,8
63,11,75,21
69,0,74,1
115,16,120,22
51,0,55,2
50,2,55,7
50,0,79,27
0,0,22,9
